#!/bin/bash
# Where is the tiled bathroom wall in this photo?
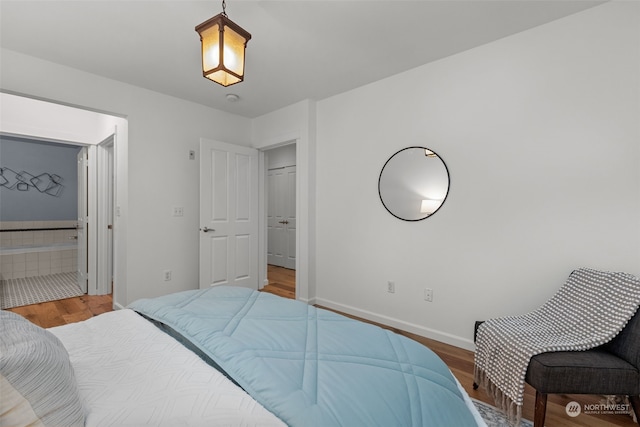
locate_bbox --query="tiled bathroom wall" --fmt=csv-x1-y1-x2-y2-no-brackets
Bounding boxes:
0,221,78,280
0,220,77,246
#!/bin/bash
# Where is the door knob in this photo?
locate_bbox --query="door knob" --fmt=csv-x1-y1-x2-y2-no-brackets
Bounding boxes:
201,226,215,233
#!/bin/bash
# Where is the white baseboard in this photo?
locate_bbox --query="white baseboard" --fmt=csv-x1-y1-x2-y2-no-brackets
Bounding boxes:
296,296,315,305
314,297,475,351
113,301,126,311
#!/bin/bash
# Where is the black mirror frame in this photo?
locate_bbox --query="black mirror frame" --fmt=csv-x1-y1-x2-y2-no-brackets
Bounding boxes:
378,146,450,222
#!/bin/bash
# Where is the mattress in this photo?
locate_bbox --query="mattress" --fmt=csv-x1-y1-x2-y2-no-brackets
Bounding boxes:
49,309,286,427
130,286,487,426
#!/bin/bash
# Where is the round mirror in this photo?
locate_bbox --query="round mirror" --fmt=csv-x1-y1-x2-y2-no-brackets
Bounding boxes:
378,146,450,221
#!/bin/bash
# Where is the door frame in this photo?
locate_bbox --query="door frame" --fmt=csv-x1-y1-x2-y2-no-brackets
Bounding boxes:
258,138,304,300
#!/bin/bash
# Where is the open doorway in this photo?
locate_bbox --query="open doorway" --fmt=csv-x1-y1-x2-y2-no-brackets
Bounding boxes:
263,144,296,299
0,132,116,306
0,135,115,306
1,92,127,307
0,136,85,307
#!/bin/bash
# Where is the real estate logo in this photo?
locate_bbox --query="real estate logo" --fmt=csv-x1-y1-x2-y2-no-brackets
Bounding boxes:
582,402,631,415
565,401,581,417
565,400,632,418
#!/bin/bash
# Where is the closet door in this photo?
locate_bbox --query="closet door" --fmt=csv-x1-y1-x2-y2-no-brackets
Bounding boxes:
267,166,296,269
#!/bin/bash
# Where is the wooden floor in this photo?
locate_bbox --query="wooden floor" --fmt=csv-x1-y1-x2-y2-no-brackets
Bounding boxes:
6,293,113,328
261,264,296,299
6,270,637,427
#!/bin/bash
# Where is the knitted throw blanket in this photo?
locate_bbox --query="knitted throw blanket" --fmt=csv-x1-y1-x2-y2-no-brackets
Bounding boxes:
474,268,640,425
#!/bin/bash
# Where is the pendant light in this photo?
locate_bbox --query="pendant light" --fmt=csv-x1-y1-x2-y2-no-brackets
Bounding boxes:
195,0,251,87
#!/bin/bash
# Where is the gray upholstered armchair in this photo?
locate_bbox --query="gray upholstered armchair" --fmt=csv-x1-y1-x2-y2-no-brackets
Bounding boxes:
473,269,640,426
475,307,640,426
525,305,640,426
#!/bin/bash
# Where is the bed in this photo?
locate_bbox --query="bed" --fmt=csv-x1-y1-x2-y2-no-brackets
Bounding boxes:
1,286,486,427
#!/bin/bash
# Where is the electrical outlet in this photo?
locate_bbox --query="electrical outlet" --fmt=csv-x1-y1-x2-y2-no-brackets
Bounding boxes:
163,270,172,281
424,288,433,302
189,150,196,160
387,281,395,293
172,206,184,217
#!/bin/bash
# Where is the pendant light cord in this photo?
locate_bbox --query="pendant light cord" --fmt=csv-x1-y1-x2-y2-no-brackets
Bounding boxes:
221,0,227,17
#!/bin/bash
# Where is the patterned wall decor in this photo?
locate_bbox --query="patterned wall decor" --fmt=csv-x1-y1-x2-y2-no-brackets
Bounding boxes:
0,168,64,196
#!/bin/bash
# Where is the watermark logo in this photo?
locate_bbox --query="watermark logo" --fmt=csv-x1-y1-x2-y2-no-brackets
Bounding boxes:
565,401,581,417
565,400,632,418
583,402,631,415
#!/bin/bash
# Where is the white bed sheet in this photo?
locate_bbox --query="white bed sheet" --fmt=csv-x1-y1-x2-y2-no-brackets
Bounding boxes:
49,309,286,427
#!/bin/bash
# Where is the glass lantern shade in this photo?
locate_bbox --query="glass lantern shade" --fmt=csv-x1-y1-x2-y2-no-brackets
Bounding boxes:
196,13,251,87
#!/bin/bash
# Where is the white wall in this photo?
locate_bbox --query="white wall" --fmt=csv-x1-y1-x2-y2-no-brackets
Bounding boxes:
1,92,124,144
313,2,640,350
2,1,637,352
1,49,252,308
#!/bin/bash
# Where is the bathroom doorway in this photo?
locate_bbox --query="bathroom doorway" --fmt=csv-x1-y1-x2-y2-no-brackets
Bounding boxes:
0,92,127,306
0,136,85,307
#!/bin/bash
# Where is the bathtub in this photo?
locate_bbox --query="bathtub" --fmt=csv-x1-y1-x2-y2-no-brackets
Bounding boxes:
0,241,78,255
0,242,78,280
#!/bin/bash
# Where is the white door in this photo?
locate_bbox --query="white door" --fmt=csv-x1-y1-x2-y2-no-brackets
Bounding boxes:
76,147,88,293
199,139,259,289
96,136,115,295
267,166,296,269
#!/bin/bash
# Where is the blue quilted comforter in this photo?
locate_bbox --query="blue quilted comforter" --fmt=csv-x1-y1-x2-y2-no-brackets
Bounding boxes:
129,286,478,426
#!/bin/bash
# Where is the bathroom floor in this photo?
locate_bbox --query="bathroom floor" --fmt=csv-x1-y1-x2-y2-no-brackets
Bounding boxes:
0,272,83,309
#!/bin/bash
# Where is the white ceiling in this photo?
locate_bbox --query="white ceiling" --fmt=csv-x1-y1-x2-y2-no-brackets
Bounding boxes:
0,0,603,118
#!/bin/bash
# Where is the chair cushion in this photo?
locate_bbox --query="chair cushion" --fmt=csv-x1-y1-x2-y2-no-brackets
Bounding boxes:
525,349,639,395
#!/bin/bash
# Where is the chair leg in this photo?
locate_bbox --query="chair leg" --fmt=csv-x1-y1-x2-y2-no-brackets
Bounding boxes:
629,395,640,422
534,390,547,427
